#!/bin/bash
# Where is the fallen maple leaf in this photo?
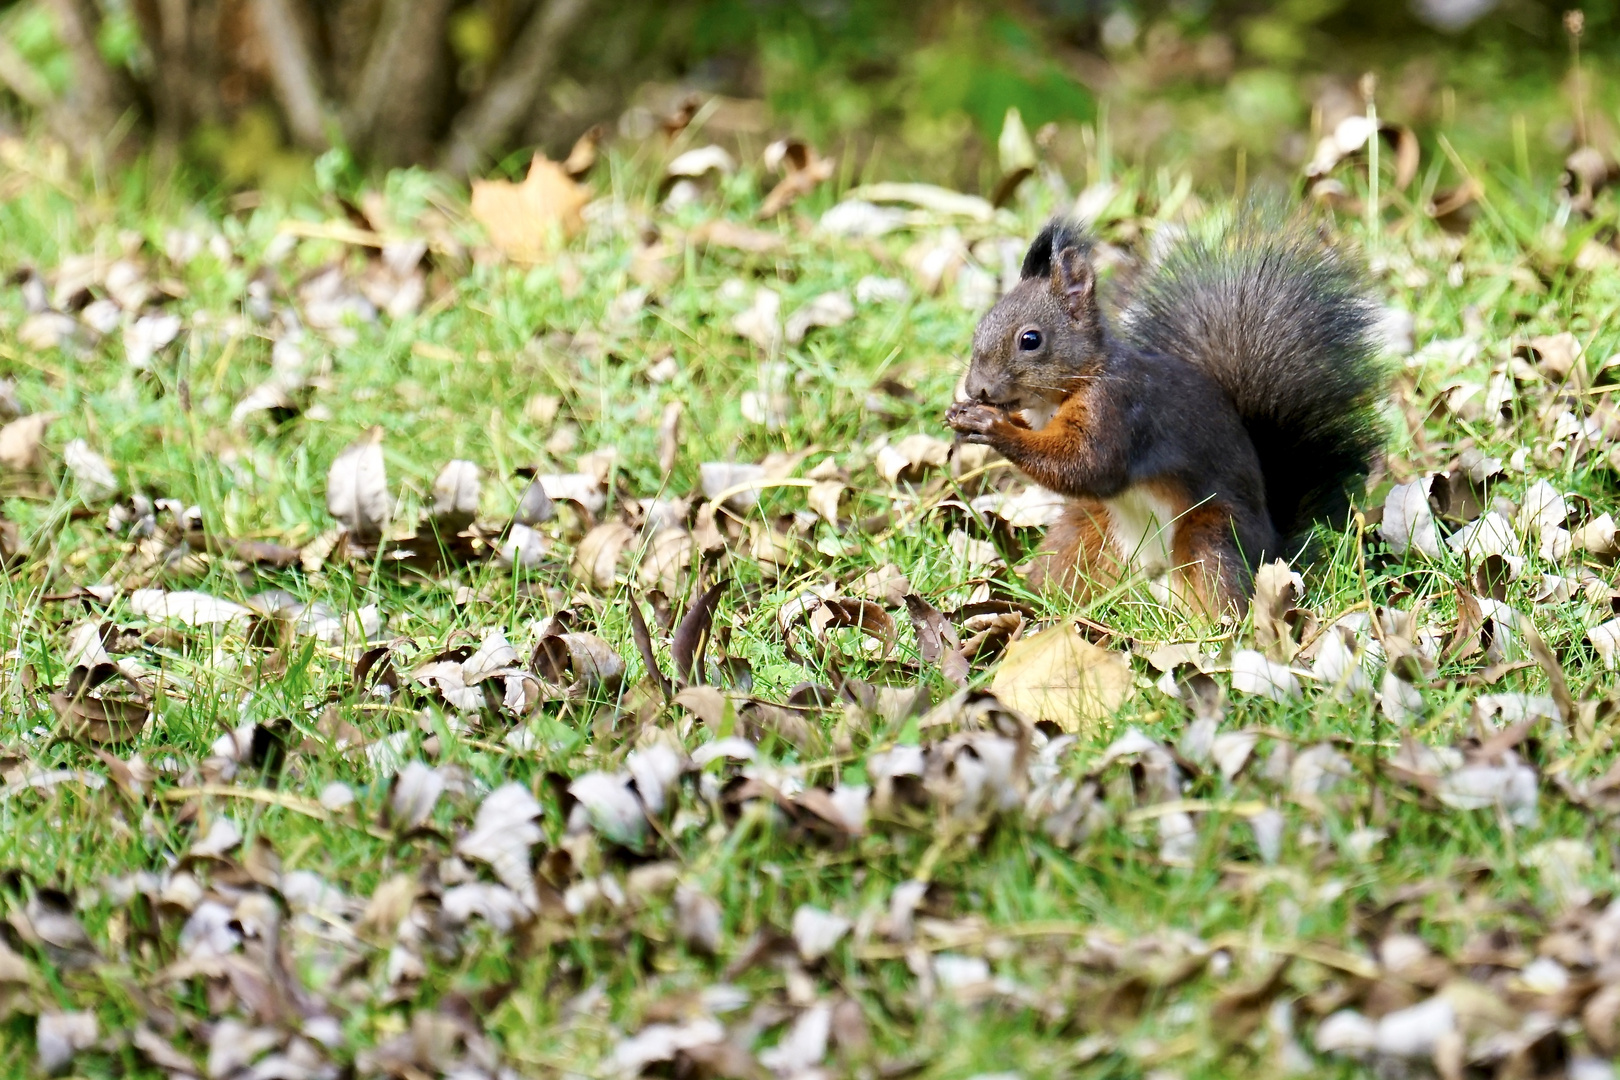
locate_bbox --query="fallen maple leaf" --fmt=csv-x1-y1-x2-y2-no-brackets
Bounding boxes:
470,153,589,262
990,619,1132,735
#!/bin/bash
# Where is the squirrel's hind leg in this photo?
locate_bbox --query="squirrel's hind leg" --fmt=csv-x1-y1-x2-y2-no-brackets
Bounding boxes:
1171,506,1252,617
1027,499,1121,599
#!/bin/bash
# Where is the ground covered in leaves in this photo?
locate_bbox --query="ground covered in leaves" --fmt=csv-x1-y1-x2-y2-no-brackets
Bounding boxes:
3,121,1620,1080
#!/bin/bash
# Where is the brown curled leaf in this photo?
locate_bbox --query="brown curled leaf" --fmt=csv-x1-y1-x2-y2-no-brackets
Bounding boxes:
532,631,626,698
628,592,671,699
50,664,150,746
903,594,968,686
673,580,727,686
1514,610,1574,723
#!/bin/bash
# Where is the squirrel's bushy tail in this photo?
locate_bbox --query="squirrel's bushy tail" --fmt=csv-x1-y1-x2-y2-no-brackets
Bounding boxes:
1120,214,1387,553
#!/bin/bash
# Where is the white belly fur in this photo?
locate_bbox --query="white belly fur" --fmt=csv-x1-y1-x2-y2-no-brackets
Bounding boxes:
1104,487,1178,575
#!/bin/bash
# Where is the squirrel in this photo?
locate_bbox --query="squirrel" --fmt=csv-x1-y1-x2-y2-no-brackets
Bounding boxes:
945,213,1388,616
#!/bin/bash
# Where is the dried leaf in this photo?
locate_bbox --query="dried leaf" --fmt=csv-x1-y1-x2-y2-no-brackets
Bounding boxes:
513,479,557,532
657,401,682,476
989,619,1132,734
668,144,736,178
36,1011,97,1074
533,631,626,696
611,1020,726,1076
470,153,589,260
628,595,671,698
0,414,50,471
62,439,117,500
759,1003,832,1073
128,589,252,627
1590,618,1620,670
675,884,722,954
571,521,633,592
50,667,149,745
700,461,767,511
1381,477,1440,558
694,219,783,255
457,783,544,902
784,290,854,345
1252,561,1305,662
388,760,444,830
904,594,968,686
791,904,851,962
568,771,646,847
430,459,481,530
638,528,696,594
1230,650,1301,701
731,286,782,349
673,581,727,686
876,433,951,485
759,138,836,217
326,428,390,543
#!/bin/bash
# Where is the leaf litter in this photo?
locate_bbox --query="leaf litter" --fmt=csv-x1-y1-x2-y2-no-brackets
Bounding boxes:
0,114,1619,1080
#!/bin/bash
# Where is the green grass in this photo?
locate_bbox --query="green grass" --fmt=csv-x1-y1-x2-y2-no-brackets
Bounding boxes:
0,133,1618,1080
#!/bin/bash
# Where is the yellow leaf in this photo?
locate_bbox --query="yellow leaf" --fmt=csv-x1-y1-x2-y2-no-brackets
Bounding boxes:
991,619,1132,735
470,153,589,262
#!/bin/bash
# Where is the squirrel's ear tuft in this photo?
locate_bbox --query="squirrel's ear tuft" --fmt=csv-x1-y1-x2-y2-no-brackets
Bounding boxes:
1020,223,1060,280
1020,218,1089,281
1052,245,1096,322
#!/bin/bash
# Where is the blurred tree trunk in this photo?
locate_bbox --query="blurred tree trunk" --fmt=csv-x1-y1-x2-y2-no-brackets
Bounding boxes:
9,0,640,175
251,0,330,147
42,0,128,147
130,0,224,149
343,0,456,166
439,0,599,175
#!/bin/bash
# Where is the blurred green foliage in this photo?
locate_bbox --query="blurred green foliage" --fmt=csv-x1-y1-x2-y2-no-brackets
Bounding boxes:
0,0,1615,188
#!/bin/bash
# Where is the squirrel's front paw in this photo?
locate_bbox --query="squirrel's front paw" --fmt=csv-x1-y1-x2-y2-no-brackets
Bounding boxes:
946,401,1006,442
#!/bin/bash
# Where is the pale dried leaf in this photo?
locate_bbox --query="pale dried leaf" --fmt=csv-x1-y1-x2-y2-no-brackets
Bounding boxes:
128,589,252,627
1230,650,1301,701
571,521,633,592
990,620,1130,734
442,882,530,932
37,1011,97,1074
190,817,242,858
971,485,1067,528
1379,669,1425,725
1590,618,1620,670
792,904,851,962
876,433,951,484
675,884,722,954
457,783,544,901
732,287,782,350
62,439,117,499
0,414,50,471
471,153,589,260
784,290,854,345
431,459,481,525
700,463,766,513
611,1020,726,1076
538,472,606,514
1381,477,1441,558
124,311,182,367
390,760,445,830
1448,511,1518,559
759,1003,832,1074
667,144,736,177
459,629,517,684
568,771,646,846
326,429,390,542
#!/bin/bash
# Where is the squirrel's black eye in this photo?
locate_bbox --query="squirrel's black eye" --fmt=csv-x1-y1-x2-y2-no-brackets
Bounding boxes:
1018,329,1043,351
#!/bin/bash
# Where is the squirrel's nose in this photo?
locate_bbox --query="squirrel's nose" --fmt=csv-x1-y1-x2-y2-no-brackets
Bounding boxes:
964,365,1009,406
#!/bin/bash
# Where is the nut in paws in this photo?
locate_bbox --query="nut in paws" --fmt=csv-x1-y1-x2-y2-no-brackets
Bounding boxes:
946,401,1005,441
